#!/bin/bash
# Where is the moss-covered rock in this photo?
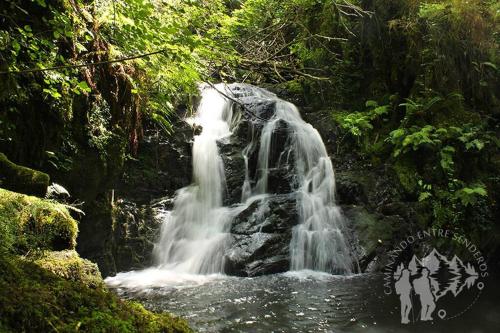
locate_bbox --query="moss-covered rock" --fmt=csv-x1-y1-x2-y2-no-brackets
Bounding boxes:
346,206,408,271
0,153,49,197
0,188,78,253
31,250,103,288
0,188,192,332
0,255,192,333
347,207,394,256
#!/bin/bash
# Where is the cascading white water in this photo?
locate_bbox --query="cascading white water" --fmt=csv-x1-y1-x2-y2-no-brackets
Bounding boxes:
251,99,354,273
153,83,355,275
153,86,235,273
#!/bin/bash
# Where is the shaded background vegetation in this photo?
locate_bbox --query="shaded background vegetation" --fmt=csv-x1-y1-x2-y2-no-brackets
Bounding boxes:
1,0,498,273
0,0,499,330
221,0,500,251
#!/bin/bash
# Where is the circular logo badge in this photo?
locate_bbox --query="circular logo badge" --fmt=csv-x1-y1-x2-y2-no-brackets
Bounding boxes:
382,228,488,324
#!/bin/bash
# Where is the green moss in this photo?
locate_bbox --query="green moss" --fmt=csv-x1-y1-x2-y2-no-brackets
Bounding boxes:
32,250,103,289
0,188,78,253
0,189,190,332
0,255,192,333
350,207,398,255
0,153,49,197
393,158,418,195
275,80,305,95
431,104,482,128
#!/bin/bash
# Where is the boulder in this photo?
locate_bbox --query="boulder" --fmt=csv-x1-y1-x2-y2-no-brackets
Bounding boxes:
219,138,247,206
32,250,103,288
224,194,298,276
0,152,49,197
231,194,298,235
344,204,416,272
0,188,78,253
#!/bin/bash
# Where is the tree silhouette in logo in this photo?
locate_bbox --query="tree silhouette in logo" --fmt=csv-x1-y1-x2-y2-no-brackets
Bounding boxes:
393,249,479,324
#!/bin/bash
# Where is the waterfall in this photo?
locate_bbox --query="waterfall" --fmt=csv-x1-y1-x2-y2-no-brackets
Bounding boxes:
153,86,234,273
153,83,355,275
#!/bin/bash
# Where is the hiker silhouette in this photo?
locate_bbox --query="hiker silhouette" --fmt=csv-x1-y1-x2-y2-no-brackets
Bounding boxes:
413,268,436,321
395,268,412,324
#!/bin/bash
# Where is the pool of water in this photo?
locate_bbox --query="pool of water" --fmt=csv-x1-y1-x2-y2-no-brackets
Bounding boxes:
106,270,499,333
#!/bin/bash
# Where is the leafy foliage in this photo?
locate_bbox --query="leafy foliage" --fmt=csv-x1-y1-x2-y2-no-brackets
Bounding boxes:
0,0,498,269
455,185,488,207
225,0,499,235
334,100,390,151
97,0,232,126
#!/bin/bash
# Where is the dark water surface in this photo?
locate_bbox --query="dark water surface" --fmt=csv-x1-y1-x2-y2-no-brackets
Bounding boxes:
107,270,499,333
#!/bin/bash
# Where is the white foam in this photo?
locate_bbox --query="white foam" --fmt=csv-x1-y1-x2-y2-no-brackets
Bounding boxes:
282,269,335,280
104,268,228,290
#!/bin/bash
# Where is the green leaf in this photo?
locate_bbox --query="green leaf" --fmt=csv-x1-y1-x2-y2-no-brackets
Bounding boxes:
371,105,388,117
435,128,448,136
422,96,443,112
11,40,20,52
390,128,405,139
35,0,47,7
482,62,498,71
75,42,88,53
471,139,484,151
77,81,91,93
455,185,488,206
418,192,432,202
43,88,62,99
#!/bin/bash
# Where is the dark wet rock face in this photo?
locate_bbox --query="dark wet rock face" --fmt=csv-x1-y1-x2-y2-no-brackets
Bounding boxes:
230,194,298,235
242,98,276,121
335,173,367,206
221,96,296,206
110,199,161,272
225,195,298,276
77,116,194,276
117,117,193,203
213,88,305,276
106,117,193,274
219,140,246,206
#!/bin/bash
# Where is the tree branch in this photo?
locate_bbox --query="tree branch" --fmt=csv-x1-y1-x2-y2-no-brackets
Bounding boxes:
0,49,166,75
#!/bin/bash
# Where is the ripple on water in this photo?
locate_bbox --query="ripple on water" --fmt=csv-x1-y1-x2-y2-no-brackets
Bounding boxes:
106,271,500,333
